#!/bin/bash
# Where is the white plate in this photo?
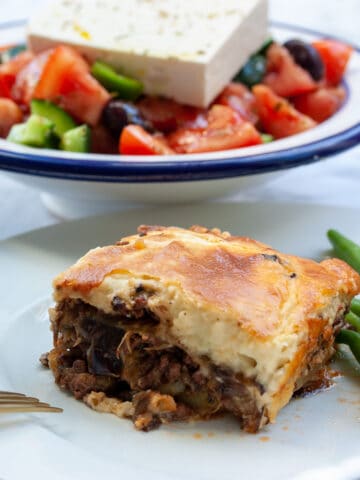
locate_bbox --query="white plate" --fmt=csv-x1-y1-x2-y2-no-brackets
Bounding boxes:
0,21,359,217
0,202,359,480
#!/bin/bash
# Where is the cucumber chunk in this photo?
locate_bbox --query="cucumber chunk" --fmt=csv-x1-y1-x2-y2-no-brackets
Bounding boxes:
91,61,143,101
7,114,57,148
31,99,76,137
0,44,26,63
260,134,274,143
60,125,91,153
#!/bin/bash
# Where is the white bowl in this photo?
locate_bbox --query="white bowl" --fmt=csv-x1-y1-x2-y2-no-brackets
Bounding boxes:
0,21,359,217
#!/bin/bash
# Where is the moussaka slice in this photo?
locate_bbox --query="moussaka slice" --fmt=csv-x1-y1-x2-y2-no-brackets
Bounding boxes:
43,225,360,432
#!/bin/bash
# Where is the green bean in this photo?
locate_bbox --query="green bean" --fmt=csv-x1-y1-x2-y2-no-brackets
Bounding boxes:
345,311,360,333
327,230,360,365
327,229,360,273
336,329,360,363
350,297,360,317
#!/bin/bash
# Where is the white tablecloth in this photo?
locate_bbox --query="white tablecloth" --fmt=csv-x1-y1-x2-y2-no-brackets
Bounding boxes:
1,0,360,240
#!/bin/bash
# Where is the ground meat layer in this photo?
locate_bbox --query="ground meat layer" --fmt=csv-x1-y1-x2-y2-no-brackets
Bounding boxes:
43,296,342,432
44,298,266,432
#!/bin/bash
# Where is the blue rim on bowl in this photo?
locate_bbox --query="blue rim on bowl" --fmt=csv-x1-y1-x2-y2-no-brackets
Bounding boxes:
0,20,359,183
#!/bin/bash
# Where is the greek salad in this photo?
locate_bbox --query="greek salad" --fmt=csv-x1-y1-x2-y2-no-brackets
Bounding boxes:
0,37,353,155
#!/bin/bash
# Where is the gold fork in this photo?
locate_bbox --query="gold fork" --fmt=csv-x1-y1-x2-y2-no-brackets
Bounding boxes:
0,391,63,414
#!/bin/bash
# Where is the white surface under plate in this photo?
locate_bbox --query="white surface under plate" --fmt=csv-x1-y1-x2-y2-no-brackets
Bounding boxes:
0,22,359,218
0,202,359,480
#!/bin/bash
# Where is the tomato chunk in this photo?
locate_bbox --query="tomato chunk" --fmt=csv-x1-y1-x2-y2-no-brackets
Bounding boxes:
292,86,346,122
207,104,243,128
168,104,261,154
263,44,317,97
33,46,110,125
120,125,174,155
168,123,262,154
214,83,258,124
136,97,207,133
0,98,23,137
312,40,352,86
0,51,34,98
12,50,52,107
253,84,316,139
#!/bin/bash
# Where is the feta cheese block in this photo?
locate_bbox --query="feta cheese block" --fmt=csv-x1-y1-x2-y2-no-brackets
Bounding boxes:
28,0,268,107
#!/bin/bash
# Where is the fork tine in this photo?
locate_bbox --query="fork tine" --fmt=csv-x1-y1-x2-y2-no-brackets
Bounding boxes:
0,391,27,397
0,399,51,406
0,391,63,413
0,405,63,413
0,395,39,402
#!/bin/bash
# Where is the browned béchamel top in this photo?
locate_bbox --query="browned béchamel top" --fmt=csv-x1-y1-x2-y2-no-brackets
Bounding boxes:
54,225,360,337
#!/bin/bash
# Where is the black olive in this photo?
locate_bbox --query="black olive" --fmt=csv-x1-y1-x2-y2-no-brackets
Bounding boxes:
102,99,154,137
284,39,324,81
